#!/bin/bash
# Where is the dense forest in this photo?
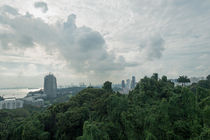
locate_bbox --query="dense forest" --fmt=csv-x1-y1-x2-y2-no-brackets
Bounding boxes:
0,74,210,140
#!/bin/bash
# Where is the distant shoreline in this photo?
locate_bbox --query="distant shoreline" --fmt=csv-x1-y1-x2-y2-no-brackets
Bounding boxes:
0,88,41,90
0,88,41,99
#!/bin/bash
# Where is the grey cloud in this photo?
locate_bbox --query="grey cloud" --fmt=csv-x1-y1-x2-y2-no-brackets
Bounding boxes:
139,33,165,60
0,6,134,77
60,16,127,74
34,2,48,13
0,9,56,49
64,14,77,30
0,5,19,15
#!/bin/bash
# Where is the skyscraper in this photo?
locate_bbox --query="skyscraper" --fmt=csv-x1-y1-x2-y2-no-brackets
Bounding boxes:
126,79,130,89
131,76,136,89
122,80,125,88
44,73,57,98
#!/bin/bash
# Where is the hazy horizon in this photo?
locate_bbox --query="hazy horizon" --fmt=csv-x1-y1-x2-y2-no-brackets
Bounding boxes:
0,0,210,88
0,74,207,89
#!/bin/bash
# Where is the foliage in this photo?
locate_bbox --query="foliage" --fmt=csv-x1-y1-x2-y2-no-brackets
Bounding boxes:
102,81,113,92
0,75,210,140
177,75,191,86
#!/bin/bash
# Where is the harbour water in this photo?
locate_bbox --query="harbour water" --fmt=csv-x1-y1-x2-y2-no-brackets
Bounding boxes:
0,88,41,99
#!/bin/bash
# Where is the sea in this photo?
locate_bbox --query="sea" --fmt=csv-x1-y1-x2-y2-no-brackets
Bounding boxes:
0,88,41,99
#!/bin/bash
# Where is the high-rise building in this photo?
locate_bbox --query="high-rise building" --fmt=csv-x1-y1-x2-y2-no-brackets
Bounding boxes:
44,73,57,98
131,76,136,89
122,80,125,88
126,79,130,89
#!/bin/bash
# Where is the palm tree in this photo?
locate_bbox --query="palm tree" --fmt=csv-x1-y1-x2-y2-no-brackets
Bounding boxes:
177,76,190,86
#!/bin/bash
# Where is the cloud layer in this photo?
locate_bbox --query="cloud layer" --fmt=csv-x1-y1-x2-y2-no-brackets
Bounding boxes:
0,0,210,87
0,5,134,79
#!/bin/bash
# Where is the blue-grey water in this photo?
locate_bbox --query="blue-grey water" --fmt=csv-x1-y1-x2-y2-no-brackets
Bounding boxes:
0,88,40,99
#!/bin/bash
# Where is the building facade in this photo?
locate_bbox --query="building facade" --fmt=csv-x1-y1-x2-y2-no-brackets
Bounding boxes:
122,80,125,88
0,98,24,109
22,96,45,107
131,76,136,89
126,79,131,89
44,73,57,98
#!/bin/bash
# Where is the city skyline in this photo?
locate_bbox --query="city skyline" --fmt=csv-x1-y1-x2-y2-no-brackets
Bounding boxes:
0,0,210,88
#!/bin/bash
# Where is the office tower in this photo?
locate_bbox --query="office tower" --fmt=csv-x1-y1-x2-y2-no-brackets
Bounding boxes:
44,73,57,98
122,80,125,88
131,76,136,89
126,79,130,89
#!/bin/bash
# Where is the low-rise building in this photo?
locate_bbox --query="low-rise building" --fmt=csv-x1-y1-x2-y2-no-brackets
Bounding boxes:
22,96,44,107
0,98,24,109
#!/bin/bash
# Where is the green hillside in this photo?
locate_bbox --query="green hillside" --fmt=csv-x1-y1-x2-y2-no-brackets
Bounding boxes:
0,74,210,140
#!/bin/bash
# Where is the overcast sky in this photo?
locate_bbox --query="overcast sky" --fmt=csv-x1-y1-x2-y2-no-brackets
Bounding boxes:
0,0,210,88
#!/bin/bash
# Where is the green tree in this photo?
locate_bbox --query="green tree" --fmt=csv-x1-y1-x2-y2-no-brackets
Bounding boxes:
21,120,48,140
177,76,190,86
152,73,158,81
79,121,109,140
161,75,167,82
1,73,210,140
102,81,113,92
203,106,210,127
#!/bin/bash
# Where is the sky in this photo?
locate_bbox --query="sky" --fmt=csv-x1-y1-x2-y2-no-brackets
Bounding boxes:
0,0,210,88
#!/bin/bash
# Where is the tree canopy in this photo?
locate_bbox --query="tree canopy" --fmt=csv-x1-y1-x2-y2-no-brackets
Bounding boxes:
177,75,191,86
102,81,113,92
0,74,210,140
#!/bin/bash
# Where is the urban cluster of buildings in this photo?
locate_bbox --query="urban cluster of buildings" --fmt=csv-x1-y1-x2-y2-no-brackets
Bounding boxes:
0,97,23,109
120,76,206,93
0,73,89,110
0,73,58,109
22,73,58,107
120,76,137,94
1,74,206,110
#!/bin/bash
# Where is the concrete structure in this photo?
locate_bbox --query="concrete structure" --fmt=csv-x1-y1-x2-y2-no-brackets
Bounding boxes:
131,76,136,89
22,97,44,107
122,80,125,88
120,88,129,94
79,82,87,88
119,79,131,94
126,79,131,89
0,98,23,109
44,73,57,98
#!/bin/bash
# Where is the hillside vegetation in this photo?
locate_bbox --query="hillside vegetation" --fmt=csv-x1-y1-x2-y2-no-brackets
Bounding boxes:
0,74,210,140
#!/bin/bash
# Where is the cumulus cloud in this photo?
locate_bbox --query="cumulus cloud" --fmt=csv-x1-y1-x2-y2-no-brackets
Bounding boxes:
0,5,135,78
139,33,165,61
34,1,48,13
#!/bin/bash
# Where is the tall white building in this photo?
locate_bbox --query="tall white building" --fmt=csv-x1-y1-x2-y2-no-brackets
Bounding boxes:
0,98,23,109
44,73,57,98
